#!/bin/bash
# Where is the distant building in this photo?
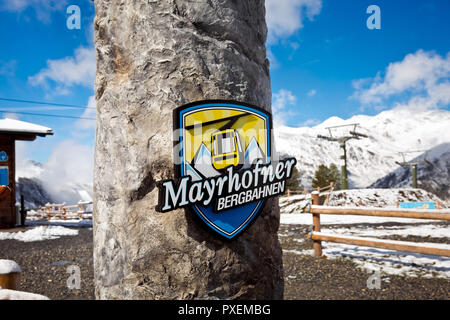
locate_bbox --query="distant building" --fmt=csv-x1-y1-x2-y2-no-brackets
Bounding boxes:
0,118,53,228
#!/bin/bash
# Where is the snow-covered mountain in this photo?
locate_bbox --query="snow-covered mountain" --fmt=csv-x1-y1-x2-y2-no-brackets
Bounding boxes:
192,143,220,178
243,137,266,168
275,108,450,193
16,177,54,209
15,159,93,209
370,143,450,200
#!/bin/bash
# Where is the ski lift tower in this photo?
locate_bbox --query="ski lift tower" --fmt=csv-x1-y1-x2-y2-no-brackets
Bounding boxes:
317,123,368,190
395,150,435,188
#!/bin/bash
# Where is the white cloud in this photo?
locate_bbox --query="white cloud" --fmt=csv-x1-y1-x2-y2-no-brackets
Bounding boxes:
266,48,279,69
2,112,20,120
290,42,300,51
272,89,298,126
307,89,317,97
0,60,17,76
28,46,96,93
266,0,322,44
352,50,450,111
75,95,97,130
40,140,93,204
14,114,95,204
1,0,68,24
273,89,297,112
301,118,320,127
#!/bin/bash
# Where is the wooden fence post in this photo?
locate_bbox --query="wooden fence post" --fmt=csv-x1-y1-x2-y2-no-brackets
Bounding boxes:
20,195,26,226
0,260,21,290
325,182,334,205
78,201,84,219
309,206,450,257
311,191,322,257
45,203,50,220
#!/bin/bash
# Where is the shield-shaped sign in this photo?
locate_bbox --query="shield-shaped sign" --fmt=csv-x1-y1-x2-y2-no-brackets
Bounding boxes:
175,100,272,239
157,100,295,240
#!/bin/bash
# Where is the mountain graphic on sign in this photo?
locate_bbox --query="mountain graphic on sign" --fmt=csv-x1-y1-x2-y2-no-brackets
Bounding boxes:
243,137,266,169
192,143,221,178
185,162,202,181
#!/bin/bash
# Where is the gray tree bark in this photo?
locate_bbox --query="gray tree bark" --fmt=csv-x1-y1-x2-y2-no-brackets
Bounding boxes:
93,0,283,299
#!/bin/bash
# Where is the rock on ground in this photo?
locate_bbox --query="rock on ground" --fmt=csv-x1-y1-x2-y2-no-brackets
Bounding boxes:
93,0,283,299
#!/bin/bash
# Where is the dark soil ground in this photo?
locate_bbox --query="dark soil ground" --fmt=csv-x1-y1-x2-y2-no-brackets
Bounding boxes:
280,224,449,300
0,227,94,300
0,223,448,300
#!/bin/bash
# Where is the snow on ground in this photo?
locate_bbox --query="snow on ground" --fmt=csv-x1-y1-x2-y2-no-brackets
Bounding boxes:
0,226,78,242
0,289,49,300
327,188,447,208
279,188,448,214
281,213,440,225
316,241,450,279
279,194,310,214
26,218,92,228
280,213,450,279
323,223,450,239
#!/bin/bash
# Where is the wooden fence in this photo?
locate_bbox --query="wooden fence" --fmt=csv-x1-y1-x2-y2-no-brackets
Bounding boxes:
286,182,335,204
28,201,93,220
306,192,450,257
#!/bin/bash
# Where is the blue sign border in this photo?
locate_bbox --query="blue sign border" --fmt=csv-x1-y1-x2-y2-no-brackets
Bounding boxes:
174,100,273,240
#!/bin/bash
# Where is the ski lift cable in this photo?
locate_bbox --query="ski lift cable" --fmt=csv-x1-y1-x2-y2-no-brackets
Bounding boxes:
184,113,250,131
0,110,96,120
0,97,95,110
324,123,360,130
399,149,429,154
396,148,439,169
320,123,370,140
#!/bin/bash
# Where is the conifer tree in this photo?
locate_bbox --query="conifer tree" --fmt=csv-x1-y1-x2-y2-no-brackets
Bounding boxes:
312,163,341,190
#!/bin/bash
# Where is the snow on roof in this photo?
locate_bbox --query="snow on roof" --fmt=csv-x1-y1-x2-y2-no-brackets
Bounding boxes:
0,118,53,136
0,259,21,274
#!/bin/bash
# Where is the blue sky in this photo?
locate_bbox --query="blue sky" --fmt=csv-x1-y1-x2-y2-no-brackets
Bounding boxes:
0,0,449,165
268,0,450,126
0,0,95,164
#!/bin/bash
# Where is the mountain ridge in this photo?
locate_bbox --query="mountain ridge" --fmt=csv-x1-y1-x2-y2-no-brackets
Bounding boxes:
275,107,450,198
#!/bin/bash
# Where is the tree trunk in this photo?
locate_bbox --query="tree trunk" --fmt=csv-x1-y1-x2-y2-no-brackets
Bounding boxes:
93,0,283,299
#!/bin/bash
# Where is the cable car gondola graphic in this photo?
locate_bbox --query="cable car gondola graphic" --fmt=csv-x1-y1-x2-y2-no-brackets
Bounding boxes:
185,111,252,172
173,100,272,239
211,129,244,171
